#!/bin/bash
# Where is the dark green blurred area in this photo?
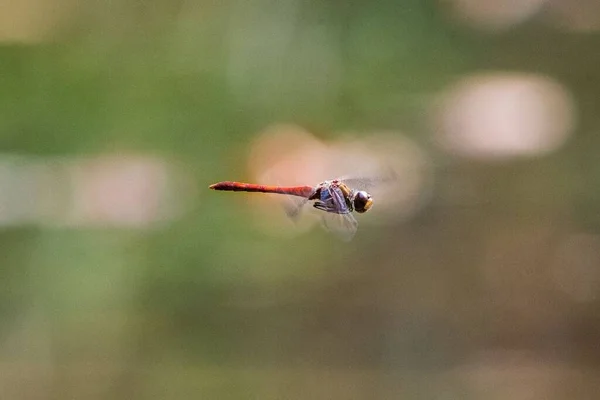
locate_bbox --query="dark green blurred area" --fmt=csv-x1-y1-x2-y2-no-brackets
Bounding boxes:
1,1,600,399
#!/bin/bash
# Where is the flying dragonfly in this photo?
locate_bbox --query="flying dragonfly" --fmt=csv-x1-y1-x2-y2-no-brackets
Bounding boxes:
209,178,375,241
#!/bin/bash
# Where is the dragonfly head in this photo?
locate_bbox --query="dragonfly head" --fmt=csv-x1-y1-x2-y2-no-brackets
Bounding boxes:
353,191,373,213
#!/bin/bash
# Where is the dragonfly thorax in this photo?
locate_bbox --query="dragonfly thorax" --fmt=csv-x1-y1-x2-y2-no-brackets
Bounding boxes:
315,180,373,214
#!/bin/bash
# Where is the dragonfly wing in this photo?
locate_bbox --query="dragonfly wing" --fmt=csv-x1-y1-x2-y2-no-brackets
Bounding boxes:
320,212,358,241
283,196,310,221
338,169,398,192
316,185,358,241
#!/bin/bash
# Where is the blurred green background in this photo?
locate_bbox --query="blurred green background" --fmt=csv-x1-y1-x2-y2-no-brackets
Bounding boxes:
1,0,600,399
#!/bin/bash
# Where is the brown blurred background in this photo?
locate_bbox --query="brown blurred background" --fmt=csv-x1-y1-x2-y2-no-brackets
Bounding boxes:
1,0,600,399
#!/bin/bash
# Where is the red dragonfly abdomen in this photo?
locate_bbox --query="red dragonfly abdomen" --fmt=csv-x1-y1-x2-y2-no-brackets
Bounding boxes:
209,181,314,198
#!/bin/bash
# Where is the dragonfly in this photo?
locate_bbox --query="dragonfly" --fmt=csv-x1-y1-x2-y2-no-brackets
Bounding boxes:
209,178,374,241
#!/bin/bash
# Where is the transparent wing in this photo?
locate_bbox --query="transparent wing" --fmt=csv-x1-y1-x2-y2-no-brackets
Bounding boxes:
320,212,358,242
315,185,357,241
283,196,310,221
338,168,398,192
283,184,360,240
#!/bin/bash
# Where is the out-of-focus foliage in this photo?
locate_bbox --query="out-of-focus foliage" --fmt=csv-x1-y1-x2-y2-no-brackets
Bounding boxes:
1,0,600,399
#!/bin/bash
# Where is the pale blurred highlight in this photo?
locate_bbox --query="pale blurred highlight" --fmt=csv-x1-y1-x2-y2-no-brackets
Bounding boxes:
247,125,432,238
0,154,191,228
434,72,576,161
66,155,189,228
442,0,600,33
442,0,548,31
330,133,433,225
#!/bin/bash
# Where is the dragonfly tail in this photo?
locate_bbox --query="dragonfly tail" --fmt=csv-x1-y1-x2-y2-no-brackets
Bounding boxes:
210,181,314,198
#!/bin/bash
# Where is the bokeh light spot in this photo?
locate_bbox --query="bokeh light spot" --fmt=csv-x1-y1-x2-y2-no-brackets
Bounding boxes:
247,126,433,238
443,0,548,31
434,72,576,161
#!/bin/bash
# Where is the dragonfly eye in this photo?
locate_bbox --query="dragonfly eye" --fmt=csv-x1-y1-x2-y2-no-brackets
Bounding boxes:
353,191,373,213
